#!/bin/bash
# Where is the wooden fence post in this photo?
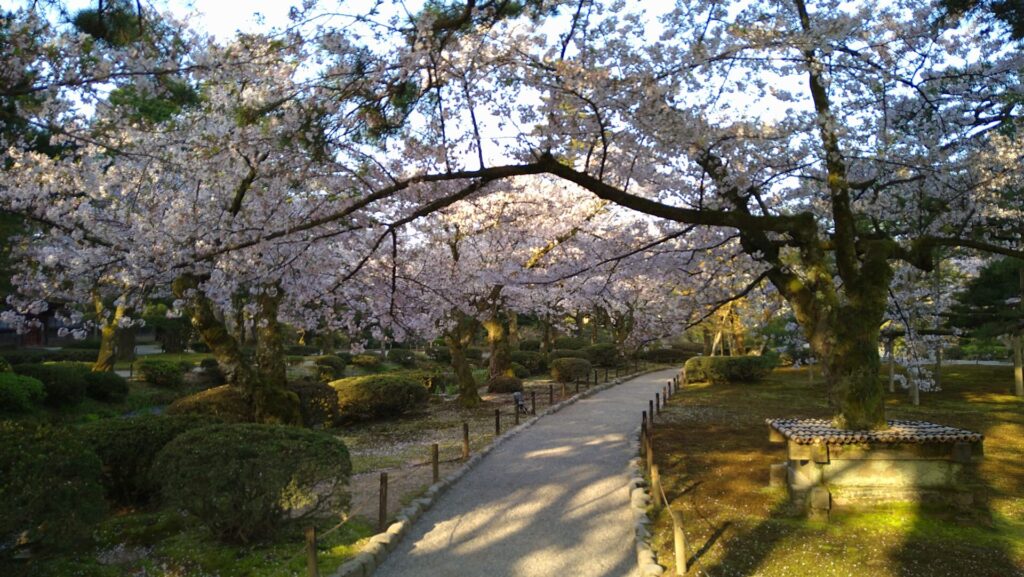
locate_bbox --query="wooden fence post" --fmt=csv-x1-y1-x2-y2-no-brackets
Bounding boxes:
378,472,388,532
651,464,663,510
605,367,609,382
305,526,319,577
494,409,501,436
462,422,470,460
431,443,439,484
531,391,536,415
646,430,654,476
649,400,655,427
549,384,554,405
669,505,687,576
514,405,519,425
656,393,661,414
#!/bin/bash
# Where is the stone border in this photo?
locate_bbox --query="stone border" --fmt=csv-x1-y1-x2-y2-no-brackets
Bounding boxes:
332,366,668,577
628,426,664,576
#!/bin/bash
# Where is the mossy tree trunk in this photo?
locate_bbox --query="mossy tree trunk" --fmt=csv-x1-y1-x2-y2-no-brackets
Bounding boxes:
1015,268,1023,396
445,312,479,407
251,285,301,425
91,293,123,372
483,314,512,379
507,310,519,350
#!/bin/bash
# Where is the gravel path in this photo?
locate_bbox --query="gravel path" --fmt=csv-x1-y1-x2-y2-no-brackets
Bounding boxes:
373,368,676,577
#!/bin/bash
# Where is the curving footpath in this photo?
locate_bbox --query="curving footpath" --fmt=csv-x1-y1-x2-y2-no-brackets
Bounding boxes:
371,369,676,577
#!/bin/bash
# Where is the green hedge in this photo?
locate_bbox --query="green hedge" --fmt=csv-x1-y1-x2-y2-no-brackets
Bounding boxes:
387,348,417,367
1,348,96,365
638,347,698,363
79,415,217,506
509,362,530,379
167,385,251,422
683,355,775,384
550,357,592,383
151,424,351,543
315,355,347,382
287,344,321,356
509,350,545,374
13,362,89,407
582,343,621,367
84,371,129,402
553,336,587,350
487,374,523,393
289,378,340,428
0,422,106,552
138,359,185,388
518,339,541,352
351,353,382,371
548,349,590,362
329,372,429,421
0,373,45,413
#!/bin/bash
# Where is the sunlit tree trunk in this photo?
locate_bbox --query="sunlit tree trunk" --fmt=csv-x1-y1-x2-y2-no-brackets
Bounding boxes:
1015,268,1023,396
507,310,519,350
445,312,479,407
91,293,124,372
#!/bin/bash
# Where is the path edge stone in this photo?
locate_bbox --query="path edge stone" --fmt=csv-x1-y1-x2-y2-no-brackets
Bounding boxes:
330,366,668,577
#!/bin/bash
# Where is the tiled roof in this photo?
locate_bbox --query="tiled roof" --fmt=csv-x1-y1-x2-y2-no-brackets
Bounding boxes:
767,418,984,445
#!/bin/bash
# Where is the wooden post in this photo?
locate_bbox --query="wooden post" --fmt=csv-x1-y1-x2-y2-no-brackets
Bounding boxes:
605,367,609,382
649,400,655,427
305,526,319,577
514,405,519,425
378,472,388,532
531,390,536,415
664,386,669,404
656,393,661,414
495,409,501,436
549,384,554,405
561,382,566,399
667,379,672,396
651,464,663,510
575,379,580,394
669,506,687,576
462,422,470,460
641,416,648,457
431,443,439,484
646,430,654,475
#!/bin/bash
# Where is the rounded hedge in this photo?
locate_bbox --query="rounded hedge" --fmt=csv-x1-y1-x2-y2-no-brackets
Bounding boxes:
1,348,96,365
509,350,545,374
288,378,341,428
78,415,217,506
13,362,89,407
487,374,523,393
518,339,541,352
137,359,185,388
329,372,429,421
151,423,351,543
351,353,382,370
550,357,592,383
548,349,590,362
387,348,417,367
0,373,45,413
582,343,622,367
0,357,12,372
167,385,251,422
682,355,775,384
84,370,129,403
0,422,106,552
639,347,698,364
553,336,587,350
509,362,530,379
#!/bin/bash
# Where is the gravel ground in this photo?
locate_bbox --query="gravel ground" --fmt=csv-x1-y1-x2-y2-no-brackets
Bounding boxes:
373,369,677,577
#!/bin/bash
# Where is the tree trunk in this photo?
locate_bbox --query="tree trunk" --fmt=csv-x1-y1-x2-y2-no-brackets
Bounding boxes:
483,313,512,379
445,313,479,407
702,327,713,356
507,310,519,350
887,337,896,393
540,317,553,354
91,294,123,373
1013,334,1023,397
252,285,300,425
115,326,136,362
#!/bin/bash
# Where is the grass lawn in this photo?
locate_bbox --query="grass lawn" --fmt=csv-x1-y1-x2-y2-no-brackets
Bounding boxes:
650,365,1024,577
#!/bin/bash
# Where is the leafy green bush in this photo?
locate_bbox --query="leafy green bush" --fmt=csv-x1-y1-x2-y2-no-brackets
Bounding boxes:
13,362,89,407
1,348,96,365
683,355,775,384
84,370,130,402
138,359,185,388
510,362,530,379
189,341,211,353
79,415,216,506
387,348,417,367
426,345,451,363
289,378,340,428
61,338,102,349
0,373,45,413
0,357,13,373
314,355,347,382
351,353,382,371
487,374,523,393
151,424,352,544
583,343,622,367
548,349,590,362
167,385,251,422
510,350,545,374
638,347,697,363
518,339,541,351
554,336,587,350
329,372,429,421
550,357,592,383
286,344,320,356
0,422,106,552
422,371,457,394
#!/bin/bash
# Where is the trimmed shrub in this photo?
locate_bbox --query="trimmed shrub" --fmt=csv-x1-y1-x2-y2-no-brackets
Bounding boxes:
518,339,541,351
329,373,429,421
0,373,45,413
62,338,102,349
0,357,12,373
286,344,320,356
548,349,590,362
510,350,545,374
167,385,251,422
13,362,89,407
289,378,340,428
189,341,211,353
422,371,457,394
78,415,217,506
84,370,130,403
1,348,96,365
554,336,587,350
351,353,382,371
683,355,775,384
583,343,622,367
550,357,592,383
138,359,185,388
638,347,698,364
0,422,106,552
487,374,523,393
151,424,352,544
315,355,347,382
509,362,530,379
426,344,451,363
387,348,417,367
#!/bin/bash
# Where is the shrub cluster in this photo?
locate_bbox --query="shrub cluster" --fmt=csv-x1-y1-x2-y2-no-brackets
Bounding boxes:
509,350,545,374
683,355,776,384
550,357,592,383
314,354,347,382
487,374,523,393
387,348,417,367
167,385,251,422
13,362,90,407
553,336,587,350
582,343,621,367
138,359,185,388
639,347,699,363
509,362,530,379
0,373,45,413
78,415,216,506
151,424,351,543
329,372,428,421
84,370,129,402
0,357,13,373
288,378,340,427
518,339,541,351
548,349,590,362
189,341,211,353
286,344,320,356
351,353,382,371
0,422,106,552
426,344,451,363
1,348,96,365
